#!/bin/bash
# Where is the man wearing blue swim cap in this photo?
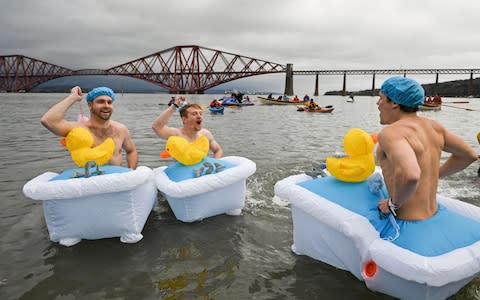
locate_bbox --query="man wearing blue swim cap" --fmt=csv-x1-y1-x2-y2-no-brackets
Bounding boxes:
376,77,477,220
41,86,138,169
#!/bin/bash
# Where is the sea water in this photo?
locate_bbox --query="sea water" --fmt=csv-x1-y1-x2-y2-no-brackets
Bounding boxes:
1,93,479,299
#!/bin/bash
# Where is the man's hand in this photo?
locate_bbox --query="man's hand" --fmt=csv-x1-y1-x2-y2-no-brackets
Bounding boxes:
175,95,186,107
70,86,84,101
378,199,390,215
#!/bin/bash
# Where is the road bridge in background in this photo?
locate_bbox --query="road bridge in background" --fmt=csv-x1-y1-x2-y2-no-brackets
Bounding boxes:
293,68,480,96
1,45,479,95
0,46,285,93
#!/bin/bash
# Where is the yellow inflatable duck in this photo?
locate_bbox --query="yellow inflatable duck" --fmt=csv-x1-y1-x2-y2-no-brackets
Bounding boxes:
326,128,376,183
60,127,115,167
160,135,209,166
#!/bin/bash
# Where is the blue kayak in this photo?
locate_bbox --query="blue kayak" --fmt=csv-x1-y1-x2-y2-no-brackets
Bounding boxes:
209,106,224,114
221,97,240,106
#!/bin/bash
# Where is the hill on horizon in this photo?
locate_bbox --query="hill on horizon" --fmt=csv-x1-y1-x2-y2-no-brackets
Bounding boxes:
32,75,166,93
325,77,480,98
31,75,277,95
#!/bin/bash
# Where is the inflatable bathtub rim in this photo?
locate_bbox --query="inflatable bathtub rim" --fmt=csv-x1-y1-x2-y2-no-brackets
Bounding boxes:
154,156,256,198
23,166,154,201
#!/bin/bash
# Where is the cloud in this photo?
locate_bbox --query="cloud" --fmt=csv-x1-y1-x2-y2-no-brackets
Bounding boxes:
2,0,480,93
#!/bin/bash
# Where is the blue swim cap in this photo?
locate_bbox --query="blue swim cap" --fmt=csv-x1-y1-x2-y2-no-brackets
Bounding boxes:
86,87,116,102
380,77,424,108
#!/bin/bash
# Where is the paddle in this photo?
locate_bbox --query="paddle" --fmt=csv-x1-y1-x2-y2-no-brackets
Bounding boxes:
205,105,236,111
477,133,480,175
442,104,476,111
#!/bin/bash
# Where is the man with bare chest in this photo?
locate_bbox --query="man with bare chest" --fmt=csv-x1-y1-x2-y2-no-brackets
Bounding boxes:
41,86,138,169
151,96,223,158
376,77,477,220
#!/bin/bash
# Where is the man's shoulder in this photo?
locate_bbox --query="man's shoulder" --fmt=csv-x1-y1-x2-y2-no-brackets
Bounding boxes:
110,120,128,130
378,123,407,141
199,127,212,133
108,120,132,136
199,128,213,136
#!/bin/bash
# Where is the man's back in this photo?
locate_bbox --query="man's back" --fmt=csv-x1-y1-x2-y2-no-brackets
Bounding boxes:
377,115,444,220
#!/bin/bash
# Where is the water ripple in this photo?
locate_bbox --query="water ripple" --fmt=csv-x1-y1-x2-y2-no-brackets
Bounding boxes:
2,93,480,299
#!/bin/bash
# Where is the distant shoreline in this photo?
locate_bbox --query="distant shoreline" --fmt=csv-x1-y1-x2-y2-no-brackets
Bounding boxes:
325,77,480,98
3,77,478,97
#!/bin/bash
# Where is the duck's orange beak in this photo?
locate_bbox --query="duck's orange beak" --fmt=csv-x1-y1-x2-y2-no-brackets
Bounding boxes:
371,133,378,144
160,150,170,159
60,138,66,147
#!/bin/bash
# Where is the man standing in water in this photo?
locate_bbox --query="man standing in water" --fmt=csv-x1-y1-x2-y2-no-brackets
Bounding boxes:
151,96,223,158
376,77,477,220
41,86,138,169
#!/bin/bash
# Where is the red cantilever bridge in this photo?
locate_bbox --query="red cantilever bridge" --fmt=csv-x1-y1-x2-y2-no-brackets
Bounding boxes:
0,45,286,93
1,45,480,94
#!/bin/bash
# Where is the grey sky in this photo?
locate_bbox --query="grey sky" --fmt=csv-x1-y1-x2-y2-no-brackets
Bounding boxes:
2,0,480,93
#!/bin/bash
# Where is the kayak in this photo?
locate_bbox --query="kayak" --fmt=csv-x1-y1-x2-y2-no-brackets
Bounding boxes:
297,105,334,113
209,106,225,114
257,96,308,105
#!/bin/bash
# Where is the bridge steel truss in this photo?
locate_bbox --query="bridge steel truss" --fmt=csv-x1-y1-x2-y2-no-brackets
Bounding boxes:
0,55,73,92
107,45,286,93
294,69,480,96
1,47,479,94
0,46,286,93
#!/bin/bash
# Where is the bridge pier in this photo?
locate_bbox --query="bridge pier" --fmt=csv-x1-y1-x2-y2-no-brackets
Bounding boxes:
313,73,319,96
284,63,294,96
434,73,439,95
342,72,347,96
470,71,474,96
371,73,376,96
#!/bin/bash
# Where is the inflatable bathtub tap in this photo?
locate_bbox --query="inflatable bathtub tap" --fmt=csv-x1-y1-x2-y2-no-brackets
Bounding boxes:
155,135,256,222
23,127,157,246
274,128,480,299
